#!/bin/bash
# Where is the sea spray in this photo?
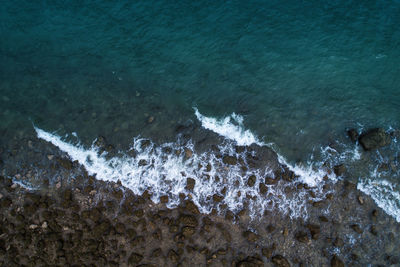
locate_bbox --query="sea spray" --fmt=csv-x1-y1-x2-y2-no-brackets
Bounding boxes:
35,126,330,220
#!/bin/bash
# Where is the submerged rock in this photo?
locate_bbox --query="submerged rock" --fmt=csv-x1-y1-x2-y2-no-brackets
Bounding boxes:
186,178,196,191
333,164,346,177
358,128,391,151
223,155,237,165
347,129,359,142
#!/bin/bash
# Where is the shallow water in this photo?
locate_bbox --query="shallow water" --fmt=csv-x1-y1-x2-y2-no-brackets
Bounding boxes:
1,0,400,221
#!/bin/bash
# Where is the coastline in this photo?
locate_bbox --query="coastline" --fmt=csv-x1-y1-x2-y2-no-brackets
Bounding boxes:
1,129,399,266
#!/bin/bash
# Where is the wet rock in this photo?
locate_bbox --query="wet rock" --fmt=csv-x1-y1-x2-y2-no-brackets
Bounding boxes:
138,159,147,166
331,255,344,267
333,164,346,176
223,155,237,165
333,237,344,247
179,214,198,227
347,129,359,142
92,220,111,237
186,178,196,191
261,243,276,258
168,249,179,263
244,231,258,242
350,224,363,234
271,255,290,267
57,157,73,170
259,183,268,194
246,144,280,171
306,224,320,240
128,252,143,265
160,195,169,203
213,194,224,202
184,200,200,214
266,224,275,233
247,175,256,187
115,222,125,234
265,177,278,185
236,256,264,267
358,128,391,151
295,231,309,243
370,225,378,236
94,136,107,148
184,148,193,159
182,226,196,237
280,166,295,181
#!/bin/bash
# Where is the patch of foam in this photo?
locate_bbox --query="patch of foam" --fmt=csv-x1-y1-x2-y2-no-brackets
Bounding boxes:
194,108,335,189
194,108,264,146
357,178,400,223
277,155,336,187
35,127,329,220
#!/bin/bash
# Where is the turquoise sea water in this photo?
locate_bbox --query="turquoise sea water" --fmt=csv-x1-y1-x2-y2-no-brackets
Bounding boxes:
1,1,400,218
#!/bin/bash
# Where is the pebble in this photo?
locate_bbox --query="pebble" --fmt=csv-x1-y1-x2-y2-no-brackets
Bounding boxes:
47,155,54,161
42,221,48,229
11,183,18,189
358,196,364,205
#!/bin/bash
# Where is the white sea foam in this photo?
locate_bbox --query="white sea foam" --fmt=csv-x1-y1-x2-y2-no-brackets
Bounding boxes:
194,108,337,187
194,108,264,146
35,125,329,220
37,110,400,221
357,178,400,223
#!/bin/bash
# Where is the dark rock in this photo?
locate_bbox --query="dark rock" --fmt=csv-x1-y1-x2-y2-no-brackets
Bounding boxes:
266,224,275,233
295,231,309,243
333,164,346,176
138,159,147,166
182,226,196,237
92,220,111,237
271,255,291,267
358,128,391,151
333,237,344,247
168,249,179,263
186,178,196,191
350,224,363,234
306,224,320,240
160,195,169,203
281,168,295,181
261,244,276,258
115,222,125,234
265,177,278,185
57,157,73,170
331,255,344,267
94,136,107,148
213,194,224,202
370,225,378,236
128,252,143,265
179,214,198,227
347,129,359,142
247,175,256,187
259,183,268,194
236,256,264,267
246,144,280,171
244,231,258,242
223,155,237,165
185,200,200,214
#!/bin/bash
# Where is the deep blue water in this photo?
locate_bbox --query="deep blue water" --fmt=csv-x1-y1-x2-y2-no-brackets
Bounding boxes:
1,1,400,204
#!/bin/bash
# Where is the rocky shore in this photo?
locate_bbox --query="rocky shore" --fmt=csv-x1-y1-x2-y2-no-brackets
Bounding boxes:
0,130,399,266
